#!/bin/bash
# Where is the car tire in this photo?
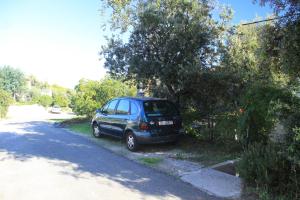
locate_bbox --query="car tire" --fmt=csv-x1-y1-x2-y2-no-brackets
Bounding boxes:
126,132,139,151
92,123,102,138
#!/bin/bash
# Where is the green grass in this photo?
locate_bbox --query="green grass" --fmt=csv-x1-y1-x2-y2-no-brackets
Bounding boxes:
69,122,91,135
138,157,163,166
49,118,66,123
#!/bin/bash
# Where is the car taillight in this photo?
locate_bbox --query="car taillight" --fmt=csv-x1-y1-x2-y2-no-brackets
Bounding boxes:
139,122,149,130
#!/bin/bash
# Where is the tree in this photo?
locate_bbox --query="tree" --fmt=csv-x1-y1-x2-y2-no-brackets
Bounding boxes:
221,21,290,87
37,95,53,107
254,0,300,79
0,89,13,118
255,0,299,17
71,78,136,117
0,66,26,100
102,0,231,105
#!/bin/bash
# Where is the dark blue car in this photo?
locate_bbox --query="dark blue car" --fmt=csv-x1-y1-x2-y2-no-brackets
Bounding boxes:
91,97,184,151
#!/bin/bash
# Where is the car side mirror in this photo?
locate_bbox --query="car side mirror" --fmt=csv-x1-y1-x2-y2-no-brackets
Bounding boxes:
101,110,108,115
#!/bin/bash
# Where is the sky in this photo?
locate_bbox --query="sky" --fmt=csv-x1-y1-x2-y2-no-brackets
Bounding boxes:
0,0,272,89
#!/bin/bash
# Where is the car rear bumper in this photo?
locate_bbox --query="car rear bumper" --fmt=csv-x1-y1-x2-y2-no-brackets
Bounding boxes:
134,129,184,144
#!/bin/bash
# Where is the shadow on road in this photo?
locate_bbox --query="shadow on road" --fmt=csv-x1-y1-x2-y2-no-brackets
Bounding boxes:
0,121,218,200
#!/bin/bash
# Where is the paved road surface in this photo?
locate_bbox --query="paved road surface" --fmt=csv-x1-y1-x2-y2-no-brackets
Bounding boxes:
0,106,220,200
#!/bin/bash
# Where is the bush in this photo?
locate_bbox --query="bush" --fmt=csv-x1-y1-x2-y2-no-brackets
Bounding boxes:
52,92,69,107
237,142,300,200
236,85,300,199
237,84,300,148
37,95,53,107
71,78,136,117
215,112,239,143
0,89,13,118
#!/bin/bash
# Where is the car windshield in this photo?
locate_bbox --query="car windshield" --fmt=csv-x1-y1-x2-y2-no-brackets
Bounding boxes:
143,100,179,117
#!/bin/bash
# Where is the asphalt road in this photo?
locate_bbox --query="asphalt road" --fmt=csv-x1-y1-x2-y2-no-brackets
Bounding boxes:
0,106,220,200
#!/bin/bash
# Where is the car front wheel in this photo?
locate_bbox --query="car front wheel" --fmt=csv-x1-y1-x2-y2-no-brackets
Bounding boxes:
126,132,139,151
92,123,102,138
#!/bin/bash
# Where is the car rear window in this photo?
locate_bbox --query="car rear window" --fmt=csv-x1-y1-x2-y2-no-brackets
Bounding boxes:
143,100,179,116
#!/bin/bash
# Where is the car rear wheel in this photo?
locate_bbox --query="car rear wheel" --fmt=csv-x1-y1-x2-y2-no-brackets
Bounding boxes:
126,132,139,151
92,123,102,138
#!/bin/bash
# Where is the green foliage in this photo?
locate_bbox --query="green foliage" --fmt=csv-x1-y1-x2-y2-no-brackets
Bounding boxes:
255,0,299,17
138,157,163,166
20,76,71,107
237,84,300,147
182,71,242,116
22,75,51,103
102,0,232,104
51,86,71,107
69,122,91,135
0,66,26,99
281,18,300,79
71,77,136,117
52,93,69,107
255,0,300,79
0,89,13,118
222,22,290,87
287,127,300,169
214,111,239,142
37,95,53,107
237,142,300,200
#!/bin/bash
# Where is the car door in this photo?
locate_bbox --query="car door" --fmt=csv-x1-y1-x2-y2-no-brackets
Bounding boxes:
113,99,130,137
98,99,119,135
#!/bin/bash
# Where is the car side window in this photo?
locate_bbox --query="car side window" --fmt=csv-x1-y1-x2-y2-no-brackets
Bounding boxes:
130,101,139,115
107,100,118,115
116,99,130,115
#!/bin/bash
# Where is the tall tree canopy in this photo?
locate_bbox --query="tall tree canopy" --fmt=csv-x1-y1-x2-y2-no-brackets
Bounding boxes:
255,0,300,79
102,0,232,104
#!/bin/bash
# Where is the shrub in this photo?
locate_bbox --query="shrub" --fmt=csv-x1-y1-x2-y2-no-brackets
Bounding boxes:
237,142,300,199
71,78,136,117
37,95,53,107
0,89,13,118
214,111,239,143
237,84,300,148
52,92,69,107
236,84,300,199
51,85,71,107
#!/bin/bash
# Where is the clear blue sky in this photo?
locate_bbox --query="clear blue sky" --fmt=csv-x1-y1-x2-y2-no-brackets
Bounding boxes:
0,0,272,88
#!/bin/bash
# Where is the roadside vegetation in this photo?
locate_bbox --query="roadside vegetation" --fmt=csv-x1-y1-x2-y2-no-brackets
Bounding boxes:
70,77,136,117
68,122,91,135
0,89,13,118
138,157,163,166
0,65,73,116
